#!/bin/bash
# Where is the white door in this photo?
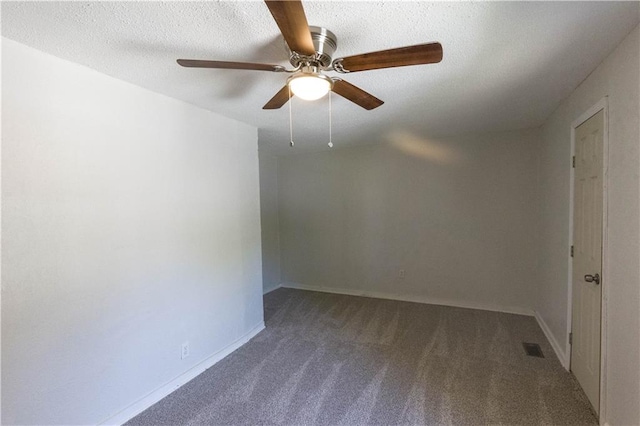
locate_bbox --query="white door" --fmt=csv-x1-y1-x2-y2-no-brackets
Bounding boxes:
571,109,604,414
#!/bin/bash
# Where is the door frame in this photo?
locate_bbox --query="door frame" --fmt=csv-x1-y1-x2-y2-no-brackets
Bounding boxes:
566,96,609,423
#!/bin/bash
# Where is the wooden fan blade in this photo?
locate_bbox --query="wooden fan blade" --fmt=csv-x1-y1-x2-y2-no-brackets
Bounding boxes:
264,0,315,56
263,85,292,110
332,79,384,110
335,43,443,73
177,59,284,72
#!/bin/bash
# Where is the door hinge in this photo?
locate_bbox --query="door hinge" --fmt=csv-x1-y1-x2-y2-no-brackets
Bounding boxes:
572,156,575,168
569,332,573,345
571,245,574,257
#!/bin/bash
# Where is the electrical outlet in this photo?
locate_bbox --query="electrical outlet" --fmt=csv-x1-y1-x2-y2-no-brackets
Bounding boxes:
399,269,405,279
181,342,190,360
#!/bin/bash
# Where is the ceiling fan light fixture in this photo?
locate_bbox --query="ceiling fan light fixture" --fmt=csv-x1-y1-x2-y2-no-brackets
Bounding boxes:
287,73,333,101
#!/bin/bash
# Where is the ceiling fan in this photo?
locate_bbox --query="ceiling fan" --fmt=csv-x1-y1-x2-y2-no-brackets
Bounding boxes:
177,0,443,111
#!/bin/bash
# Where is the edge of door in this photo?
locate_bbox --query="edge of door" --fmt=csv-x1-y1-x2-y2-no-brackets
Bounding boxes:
566,96,609,425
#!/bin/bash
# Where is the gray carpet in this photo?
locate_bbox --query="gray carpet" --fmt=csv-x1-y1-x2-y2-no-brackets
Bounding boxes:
127,288,597,425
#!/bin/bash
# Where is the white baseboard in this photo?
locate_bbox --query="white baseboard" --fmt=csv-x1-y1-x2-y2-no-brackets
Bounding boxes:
263,283,282,295
100,321,265,426
534,311,568,369
280,282,534,317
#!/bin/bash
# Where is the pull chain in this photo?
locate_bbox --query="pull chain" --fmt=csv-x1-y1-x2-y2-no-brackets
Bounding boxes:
289,85,294,147
328,90,333,148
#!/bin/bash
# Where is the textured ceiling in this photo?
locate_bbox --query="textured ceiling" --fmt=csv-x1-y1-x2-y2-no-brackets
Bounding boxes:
2,1,639,154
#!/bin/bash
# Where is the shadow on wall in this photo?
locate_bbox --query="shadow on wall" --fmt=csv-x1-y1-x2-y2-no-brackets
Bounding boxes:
386,130,463,166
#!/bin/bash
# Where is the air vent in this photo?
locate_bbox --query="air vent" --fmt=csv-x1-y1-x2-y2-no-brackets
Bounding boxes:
522,342,544,358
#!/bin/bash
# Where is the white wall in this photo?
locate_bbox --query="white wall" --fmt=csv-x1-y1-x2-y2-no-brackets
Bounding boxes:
537,25,640,425
258,145,281,294
1,38,263,425
276,129,541,314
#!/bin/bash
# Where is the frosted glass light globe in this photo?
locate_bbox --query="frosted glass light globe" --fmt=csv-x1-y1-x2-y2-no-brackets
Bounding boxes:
288,74,332,101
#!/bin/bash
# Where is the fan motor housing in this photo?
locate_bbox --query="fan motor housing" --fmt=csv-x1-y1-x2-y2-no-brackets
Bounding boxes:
287,26,338,69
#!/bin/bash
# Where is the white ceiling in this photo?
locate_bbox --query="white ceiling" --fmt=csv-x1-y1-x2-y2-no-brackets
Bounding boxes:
2,1,639,154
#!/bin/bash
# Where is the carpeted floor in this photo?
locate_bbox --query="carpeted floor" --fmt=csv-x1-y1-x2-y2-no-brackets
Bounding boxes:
127,288,597,425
